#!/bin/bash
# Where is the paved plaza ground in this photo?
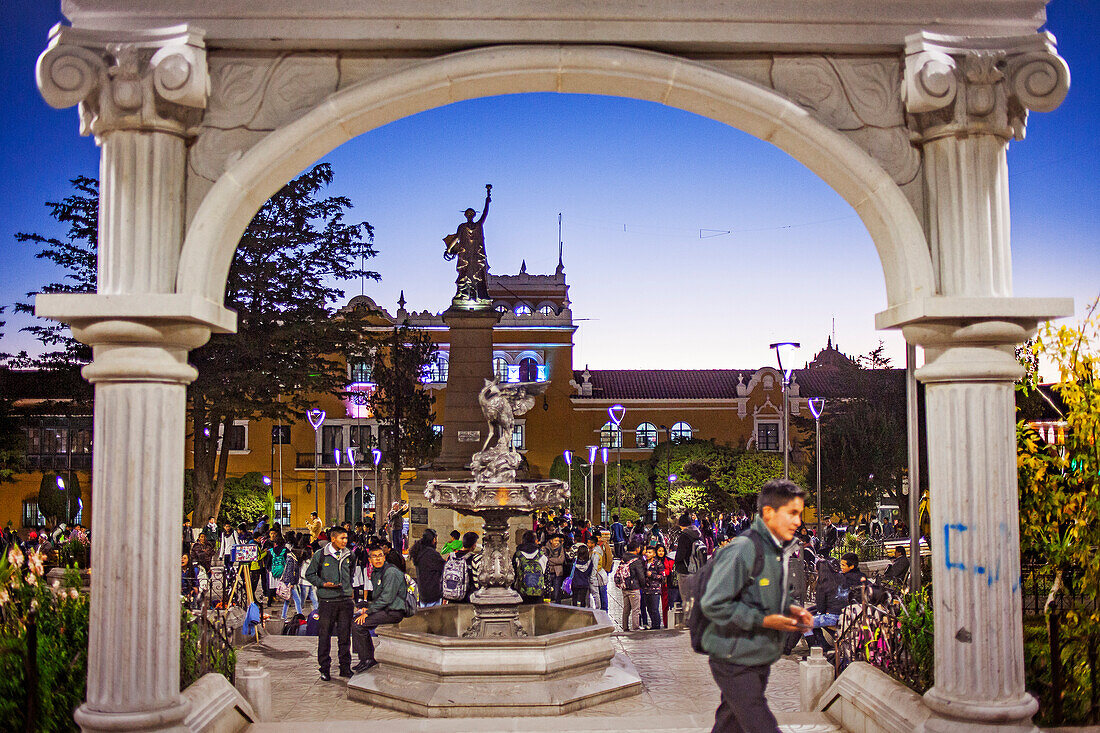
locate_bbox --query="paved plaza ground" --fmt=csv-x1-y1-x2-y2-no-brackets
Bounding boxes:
238,630,823,730
240,575,832,731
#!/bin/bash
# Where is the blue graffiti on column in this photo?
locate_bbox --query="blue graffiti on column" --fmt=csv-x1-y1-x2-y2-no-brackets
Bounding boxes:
944,523,1012,588
944,523,968,569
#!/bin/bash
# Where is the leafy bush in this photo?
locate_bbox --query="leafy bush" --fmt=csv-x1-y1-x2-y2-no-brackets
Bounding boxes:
897,586,934,693
616,507,640,523
57,539,89,569
0,545,88,732
179,603,236,690
1,546,237,731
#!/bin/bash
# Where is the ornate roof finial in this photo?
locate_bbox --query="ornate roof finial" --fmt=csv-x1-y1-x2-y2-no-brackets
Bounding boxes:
519,259,527,274
397,290,406,311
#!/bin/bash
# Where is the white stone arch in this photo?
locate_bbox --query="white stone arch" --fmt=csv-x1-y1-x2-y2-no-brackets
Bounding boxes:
177,44,935,307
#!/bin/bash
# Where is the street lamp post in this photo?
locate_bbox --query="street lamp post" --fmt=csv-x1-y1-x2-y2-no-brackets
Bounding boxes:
372,448,382,533
601,447,609,524
808,398,825,540
563,450,573,516
769,342,801,480
587,445,598,524
347,447,358,523
57,475,68,526
608,405,625,516
307,409,326,519
333,449,342,522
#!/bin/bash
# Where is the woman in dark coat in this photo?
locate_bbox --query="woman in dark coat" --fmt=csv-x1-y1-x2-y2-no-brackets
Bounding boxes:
410,529,445,607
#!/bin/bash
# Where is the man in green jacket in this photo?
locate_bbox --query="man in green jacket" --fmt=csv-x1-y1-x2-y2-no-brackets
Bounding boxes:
351,546,407,673
700,479,812,733
304,526,353,680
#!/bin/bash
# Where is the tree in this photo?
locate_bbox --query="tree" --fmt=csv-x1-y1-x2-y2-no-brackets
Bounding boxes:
15,167,381,524
1018,299,1100,627
0,314,26,484
13,177,97,369
188,164,378,522
650,440,797,516
367,322,438,523
796,346,909,520
37,471,81,525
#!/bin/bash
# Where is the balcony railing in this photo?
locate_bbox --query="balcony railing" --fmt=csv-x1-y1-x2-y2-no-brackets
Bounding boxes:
24,454,93,470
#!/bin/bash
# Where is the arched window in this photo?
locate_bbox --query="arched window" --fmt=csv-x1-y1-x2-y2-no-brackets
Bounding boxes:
348,358,372,383
600,421,622,448
424,353,448,383
514,303,532,316
518,357,539,382
537,304,555,316
493,356,510,382
671,421,693,442
494,303,508,314
636,422,658,449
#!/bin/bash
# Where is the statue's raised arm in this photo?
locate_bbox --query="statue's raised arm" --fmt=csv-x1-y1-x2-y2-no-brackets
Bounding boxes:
477,184,491,224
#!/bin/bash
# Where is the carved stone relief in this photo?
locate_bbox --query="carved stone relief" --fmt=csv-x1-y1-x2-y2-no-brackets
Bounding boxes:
186,50,927,223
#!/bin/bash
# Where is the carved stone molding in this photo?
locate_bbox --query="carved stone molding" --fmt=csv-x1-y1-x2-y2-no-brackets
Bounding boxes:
37,25,208,138
903,31,1069,142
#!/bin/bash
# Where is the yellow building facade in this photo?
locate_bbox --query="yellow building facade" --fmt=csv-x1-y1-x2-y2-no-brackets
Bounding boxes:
2,264,855,532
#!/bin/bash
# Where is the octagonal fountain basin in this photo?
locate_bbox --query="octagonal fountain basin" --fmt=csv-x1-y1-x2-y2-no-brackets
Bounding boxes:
347,604,642,717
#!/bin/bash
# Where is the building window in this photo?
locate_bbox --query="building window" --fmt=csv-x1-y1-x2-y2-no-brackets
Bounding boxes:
493,356,510,381
22,500,45,528
219,422,248,452
600,421,622,448
272,425,291,445
757,422,780,451
348,424,374,450
274,501,292,527
537,304,555,316
424,353,449,383
24,423,93,470
495,303,508,314
518,357,539,382
511,424,525,450
349,359,373,383
636,422,658,449
514,304,532,316
671,421,693,442
321,424,344,464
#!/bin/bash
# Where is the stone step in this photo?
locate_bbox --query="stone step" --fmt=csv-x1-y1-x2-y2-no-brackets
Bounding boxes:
249,712,843,732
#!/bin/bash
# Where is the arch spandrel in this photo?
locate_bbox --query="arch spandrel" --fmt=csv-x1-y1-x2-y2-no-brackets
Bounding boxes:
179,44,935,311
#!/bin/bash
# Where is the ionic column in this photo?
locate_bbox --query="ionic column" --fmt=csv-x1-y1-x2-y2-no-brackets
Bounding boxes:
900,31,1071,731
903,32,1069,298
36,25,228,733
905,320,1041,731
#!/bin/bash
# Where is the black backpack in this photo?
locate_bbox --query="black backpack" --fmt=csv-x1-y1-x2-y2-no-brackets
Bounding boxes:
683,528,766,654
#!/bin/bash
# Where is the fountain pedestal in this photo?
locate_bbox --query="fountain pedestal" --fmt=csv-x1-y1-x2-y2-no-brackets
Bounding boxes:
347,378,642,716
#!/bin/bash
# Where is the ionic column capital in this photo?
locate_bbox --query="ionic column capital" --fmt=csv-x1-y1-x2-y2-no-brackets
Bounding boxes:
35,293,235,385
875,295,1073,383
903,31,1069,142
37,24,208,139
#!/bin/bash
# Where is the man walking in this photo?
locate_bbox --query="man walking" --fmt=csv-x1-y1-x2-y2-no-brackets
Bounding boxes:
674,512,703,607
352,546,406,673
610,515,626,559
700,480,812,733
305,525,354,680
307,511,323,543
615,539,646,631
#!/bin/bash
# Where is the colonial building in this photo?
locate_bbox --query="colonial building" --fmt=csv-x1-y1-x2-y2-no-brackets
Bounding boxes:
2,263,898,532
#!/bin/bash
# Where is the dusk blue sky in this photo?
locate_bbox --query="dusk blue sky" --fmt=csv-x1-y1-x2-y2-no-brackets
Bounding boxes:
2,1,1097,376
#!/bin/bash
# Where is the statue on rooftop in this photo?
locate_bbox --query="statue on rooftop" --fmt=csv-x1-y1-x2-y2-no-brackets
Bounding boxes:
443,184,492,306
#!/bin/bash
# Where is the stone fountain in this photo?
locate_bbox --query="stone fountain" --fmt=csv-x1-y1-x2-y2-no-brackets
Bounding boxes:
347,379,642,716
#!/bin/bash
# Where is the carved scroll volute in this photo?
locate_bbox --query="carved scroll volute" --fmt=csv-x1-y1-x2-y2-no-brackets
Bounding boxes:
37,24,209,138
903,31,1069,142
